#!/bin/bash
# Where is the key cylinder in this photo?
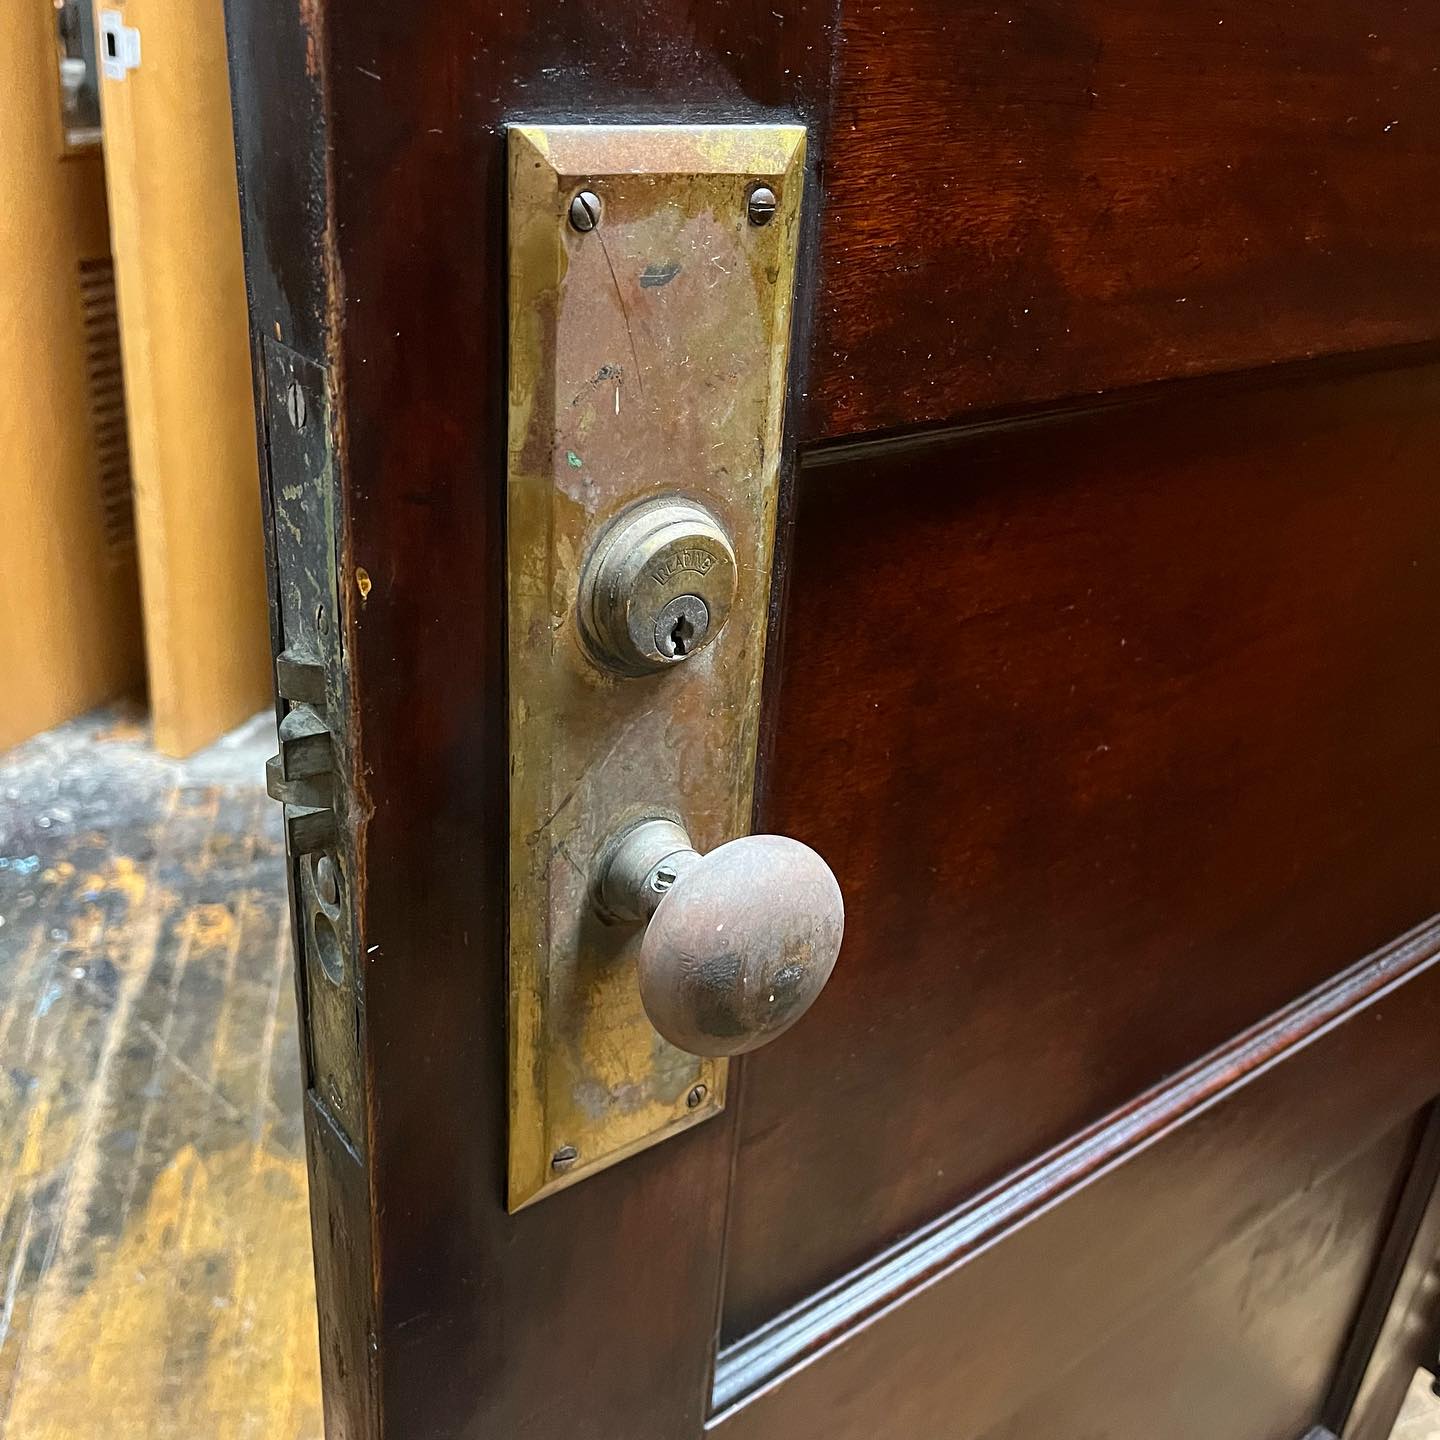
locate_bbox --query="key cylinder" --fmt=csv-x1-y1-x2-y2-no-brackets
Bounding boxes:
577,497,737,674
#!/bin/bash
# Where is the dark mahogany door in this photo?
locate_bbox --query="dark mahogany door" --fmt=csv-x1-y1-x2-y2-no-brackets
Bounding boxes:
225,1,1440,1437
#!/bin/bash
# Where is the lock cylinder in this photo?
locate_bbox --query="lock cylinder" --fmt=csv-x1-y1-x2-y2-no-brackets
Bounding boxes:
577,497,737,674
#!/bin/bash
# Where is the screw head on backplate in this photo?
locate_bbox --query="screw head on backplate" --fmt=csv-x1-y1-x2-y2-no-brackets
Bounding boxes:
568,190,601,232
747,185,777,226
285,377,307,429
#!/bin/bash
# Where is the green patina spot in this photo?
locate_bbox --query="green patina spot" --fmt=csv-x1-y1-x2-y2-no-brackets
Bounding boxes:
566,450,583,469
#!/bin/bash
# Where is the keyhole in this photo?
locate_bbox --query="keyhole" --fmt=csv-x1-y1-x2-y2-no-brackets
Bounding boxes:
654,594,710,661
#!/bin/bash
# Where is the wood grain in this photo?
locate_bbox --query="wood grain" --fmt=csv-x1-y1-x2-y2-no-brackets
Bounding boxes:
806,0,1440,438
968,1121,1415,1440
1324,1107,1440,1431
0,710,319,1439
710,926,1440,1439
98,0,270,757
1344,1134,1440,1439
220,0,1440,1433
222,0,844,1435
724,356,1440,1340
0,0,142,749
715,918,1440,1411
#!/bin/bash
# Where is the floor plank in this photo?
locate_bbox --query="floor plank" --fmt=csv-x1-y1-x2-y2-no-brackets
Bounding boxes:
0,708,320,1439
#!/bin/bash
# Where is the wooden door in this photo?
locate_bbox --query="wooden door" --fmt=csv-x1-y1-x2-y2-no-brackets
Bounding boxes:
223,1,1440,1437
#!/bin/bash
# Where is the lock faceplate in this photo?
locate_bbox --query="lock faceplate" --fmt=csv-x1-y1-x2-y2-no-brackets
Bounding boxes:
506,123,806,1208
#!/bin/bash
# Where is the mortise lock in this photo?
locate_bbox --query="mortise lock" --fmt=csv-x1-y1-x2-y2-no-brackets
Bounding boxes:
595,818,844,1057
578,497,737,673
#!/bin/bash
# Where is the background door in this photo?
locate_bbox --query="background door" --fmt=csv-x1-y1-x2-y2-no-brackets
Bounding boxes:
224,0,1440,1436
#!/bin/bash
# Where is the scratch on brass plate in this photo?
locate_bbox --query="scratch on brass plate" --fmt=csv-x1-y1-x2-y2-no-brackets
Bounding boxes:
506,123,806,1209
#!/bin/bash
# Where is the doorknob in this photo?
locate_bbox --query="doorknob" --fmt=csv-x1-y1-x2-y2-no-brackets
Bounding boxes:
596,818,844,1057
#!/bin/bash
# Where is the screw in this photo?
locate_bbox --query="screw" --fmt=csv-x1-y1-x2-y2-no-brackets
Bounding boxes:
550,1145,579,1172
686,1084,708,1110
655,594,710,660
568,190,601,232
747,185,777,227
285,377,307,429
315,855,339,907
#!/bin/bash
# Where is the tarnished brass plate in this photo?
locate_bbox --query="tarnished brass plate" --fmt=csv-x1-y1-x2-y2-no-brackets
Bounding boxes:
506,124,805,1209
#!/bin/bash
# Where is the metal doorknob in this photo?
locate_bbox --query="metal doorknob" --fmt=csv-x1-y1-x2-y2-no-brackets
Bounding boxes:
596,818,844,1057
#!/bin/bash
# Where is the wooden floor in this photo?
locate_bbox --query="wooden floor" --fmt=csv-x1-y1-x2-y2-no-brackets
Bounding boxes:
0,707,1435,1438
0,708,320,1439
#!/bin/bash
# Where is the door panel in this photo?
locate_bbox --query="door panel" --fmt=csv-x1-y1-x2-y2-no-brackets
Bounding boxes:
725,358,1440,1337
1345,1119,1440,1440
711,928,1440,1437
809,0,1440,436
976,1118,1415,1440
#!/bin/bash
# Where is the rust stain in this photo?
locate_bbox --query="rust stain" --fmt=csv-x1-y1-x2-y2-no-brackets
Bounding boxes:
296,0,323,80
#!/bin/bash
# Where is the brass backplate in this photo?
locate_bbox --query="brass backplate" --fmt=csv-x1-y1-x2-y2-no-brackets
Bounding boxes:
506,123,805,1208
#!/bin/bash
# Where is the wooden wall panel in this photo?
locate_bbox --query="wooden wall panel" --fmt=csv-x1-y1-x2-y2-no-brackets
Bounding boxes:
0,0,142,749
807,0,1440,438
99,0,269,756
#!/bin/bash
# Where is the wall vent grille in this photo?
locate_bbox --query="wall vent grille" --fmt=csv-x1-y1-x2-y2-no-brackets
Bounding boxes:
77,255,135,559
